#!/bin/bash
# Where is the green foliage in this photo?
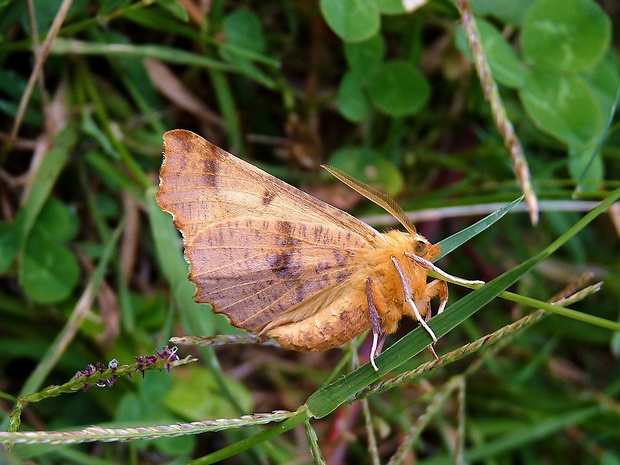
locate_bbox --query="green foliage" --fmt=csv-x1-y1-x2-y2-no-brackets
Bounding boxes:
326,146,404,197
521,0,610,73
456,19,525,88
337,31,432,121
0,0,619,464
163,365,252,420
20,199,80,304
455,0,617,189
0,222,19,274
367,60,431,116
116,372,196,456
320,0,380,43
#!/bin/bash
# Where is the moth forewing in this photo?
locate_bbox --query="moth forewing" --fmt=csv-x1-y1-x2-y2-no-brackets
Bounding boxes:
158,130,383,243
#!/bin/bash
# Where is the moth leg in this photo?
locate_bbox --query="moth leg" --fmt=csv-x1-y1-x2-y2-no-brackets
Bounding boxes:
405,252,485,286
366,277,386,372
427,344,438,359
418,280,447,360
390,256,438,344
420,279,449,320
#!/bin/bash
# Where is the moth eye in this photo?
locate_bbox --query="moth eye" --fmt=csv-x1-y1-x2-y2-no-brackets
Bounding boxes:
414,239,429,256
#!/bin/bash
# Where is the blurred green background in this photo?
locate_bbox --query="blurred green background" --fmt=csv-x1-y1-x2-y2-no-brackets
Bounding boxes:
0,0,619,463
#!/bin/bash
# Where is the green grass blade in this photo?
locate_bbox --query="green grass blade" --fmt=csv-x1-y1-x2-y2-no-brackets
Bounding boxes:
420,405,602,464
51,39,238,71
306,187,620,419
84,150,143,198
19,125,77,241
437,196,523,258
187,409,310,465
304,420,326,465
209,69,243,152
147,190,251,418
499,290,620,331
147,190,220,336
14,216,125,400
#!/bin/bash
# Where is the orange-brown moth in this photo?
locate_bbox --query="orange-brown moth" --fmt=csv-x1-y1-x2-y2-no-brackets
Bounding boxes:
157,130,483,370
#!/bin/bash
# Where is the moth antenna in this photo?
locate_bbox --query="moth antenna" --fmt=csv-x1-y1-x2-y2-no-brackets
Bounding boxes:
404,252,485,286
391,256,438,343
322,165,418,236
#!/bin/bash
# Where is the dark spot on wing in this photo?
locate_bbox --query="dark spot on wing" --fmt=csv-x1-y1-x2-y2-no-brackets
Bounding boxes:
266,249,301,279
262,190,276,206
274,221,298,248
314,261,331,274
265,220,303,279
335,271,349,282
203,157,219,187
174,134,194,153
275,220,293,236
333,250,349,266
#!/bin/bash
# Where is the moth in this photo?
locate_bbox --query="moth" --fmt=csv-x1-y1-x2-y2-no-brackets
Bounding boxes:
157,130,483,370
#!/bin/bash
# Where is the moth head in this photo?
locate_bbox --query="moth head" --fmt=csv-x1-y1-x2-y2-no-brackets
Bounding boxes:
412,236,431,257
408,234,442,261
